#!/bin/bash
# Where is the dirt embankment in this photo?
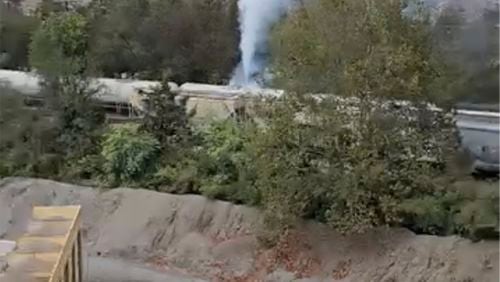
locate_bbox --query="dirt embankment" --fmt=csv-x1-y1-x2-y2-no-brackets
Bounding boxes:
0,178,498,282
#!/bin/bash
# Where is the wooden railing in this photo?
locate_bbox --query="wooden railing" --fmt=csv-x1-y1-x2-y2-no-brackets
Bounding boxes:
0,206,82,282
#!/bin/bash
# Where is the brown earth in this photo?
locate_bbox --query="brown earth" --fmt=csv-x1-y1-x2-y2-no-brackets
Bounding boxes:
0,178,498,282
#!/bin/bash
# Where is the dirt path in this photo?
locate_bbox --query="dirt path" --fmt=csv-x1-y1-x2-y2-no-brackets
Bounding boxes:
85,257,206,282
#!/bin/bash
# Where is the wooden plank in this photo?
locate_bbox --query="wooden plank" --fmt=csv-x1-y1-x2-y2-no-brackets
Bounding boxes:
16,236,65,253
32,206,80,221
3,206,82,281
25,221,72,237
6,252,59,273
48,206,81,282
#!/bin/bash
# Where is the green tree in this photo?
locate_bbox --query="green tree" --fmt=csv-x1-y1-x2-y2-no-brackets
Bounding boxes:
257,0,464,235
433,6,499,104
102,124,160,184
87,0,151,76
0,1,40,69
29,11,104,161
139,78,192,151
270,0,453,106
0,87,60,177
30,11,89,75
88,0,240,83
196,120,259,204
41,76,105,159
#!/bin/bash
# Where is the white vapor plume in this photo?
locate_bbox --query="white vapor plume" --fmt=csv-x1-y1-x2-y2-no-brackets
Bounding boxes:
230,0,294,87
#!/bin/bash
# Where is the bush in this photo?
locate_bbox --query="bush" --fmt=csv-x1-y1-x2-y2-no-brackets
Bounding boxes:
41,75,105,160
150,119,260,203
196,120,260,204
0,89,61,177
250,95,459,234
63,153,105,181
102,124,160,184
399,193,461,235
399,180,499,240
149,154,200,194
453,181,499,239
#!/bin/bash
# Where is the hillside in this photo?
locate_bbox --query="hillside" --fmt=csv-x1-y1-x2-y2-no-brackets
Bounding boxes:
0,178,498,281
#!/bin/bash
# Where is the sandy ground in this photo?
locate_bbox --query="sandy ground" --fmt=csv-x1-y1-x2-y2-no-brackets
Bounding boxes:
85,257,206,282
0,178,498,281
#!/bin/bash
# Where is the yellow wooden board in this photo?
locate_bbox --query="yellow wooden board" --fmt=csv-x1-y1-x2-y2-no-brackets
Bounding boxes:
32,206,81,221
1,205,81,282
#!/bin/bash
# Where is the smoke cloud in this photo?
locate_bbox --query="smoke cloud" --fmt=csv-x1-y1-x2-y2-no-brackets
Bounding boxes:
230,0,497,90
230,0,294,87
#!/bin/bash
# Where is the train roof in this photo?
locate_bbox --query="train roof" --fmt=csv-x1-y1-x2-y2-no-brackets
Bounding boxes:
0,70,179,104
178,83,284,99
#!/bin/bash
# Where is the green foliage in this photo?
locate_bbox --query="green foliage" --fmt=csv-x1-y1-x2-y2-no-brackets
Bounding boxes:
453,181,499,239
29,11,104,161
250,92,460,234
29,12,89,75
399,180,499,239
270,0,455,106
88,0,239,83
399,193,460,235
0,1,40,69
0,0,495,243
151,156,199,194
41,75,105,159
102,124,160,184
196,120,259,204
139,79,192,150
433,6,499,103
35,0,67,20
0,88,60,177
64,153,105,181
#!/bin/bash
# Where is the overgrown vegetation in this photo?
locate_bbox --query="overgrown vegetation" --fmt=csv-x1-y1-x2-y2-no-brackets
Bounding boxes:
0,88,59,177
0,0,497,242
0,0,39,69
261,0,498,237
86,0,240,83
102,124,160,184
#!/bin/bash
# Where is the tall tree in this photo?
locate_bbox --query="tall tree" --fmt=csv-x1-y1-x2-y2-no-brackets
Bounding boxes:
88,0,240,83
29,11,104,159
256,0,462,235
270,0,455,106
30,12,89,75
0,1,39,69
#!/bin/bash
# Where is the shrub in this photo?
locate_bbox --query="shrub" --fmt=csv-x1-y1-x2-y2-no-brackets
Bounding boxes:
102,124,160,184
139,79,192,150
150,154,200,194
0,89,61,177
453,181,499,240
400,180,499,240
41,75,105,160
196,120,260,204
251,95,459,234
399,193,461,235
63,153,105,181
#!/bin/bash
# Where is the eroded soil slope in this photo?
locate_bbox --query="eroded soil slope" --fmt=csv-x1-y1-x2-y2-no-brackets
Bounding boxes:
0,178,498,281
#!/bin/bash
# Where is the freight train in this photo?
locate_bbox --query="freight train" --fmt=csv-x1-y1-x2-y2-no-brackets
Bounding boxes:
0,69,498,174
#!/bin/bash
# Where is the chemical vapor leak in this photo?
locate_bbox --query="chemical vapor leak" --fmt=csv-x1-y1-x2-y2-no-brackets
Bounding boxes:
229,0,498,90
230,0,294,88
